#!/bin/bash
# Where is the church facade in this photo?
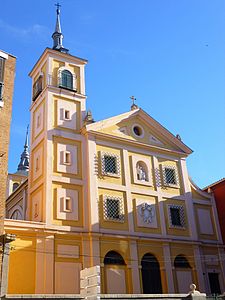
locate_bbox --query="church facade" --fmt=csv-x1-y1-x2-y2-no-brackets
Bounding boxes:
5,7,225,296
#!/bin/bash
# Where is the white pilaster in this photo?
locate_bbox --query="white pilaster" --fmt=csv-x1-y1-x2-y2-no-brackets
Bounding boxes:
35,234,54,293
91,236,101,266
88,137,99,231
179,158,198,239
163,243,175,293
193,245,205,291
82,236,91,268
130,240,141,293
123,149,134,233
153,156,167,237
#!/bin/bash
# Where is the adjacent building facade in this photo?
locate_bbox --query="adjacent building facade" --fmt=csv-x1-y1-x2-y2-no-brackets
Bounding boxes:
5,9,225,296
0,50,16,294
204,179,225,244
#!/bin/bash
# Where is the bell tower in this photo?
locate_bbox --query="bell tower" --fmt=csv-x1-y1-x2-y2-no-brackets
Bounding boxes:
27,5,88,231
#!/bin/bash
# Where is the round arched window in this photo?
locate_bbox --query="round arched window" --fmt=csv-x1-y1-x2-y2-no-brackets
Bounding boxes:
59,70,73,90
104,251,126,265
12,182,19,191
11,209,23,220
174,255,191,268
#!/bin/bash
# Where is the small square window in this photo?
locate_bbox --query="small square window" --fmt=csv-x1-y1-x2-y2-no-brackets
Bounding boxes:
64,110,70,120
103,196,124,222
63,197,72,212
168,205,185,228
101,152,120,177
64,151,71,165
104,156,117,173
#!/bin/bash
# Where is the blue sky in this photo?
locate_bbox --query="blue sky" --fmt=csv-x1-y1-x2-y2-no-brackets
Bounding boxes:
1,0,225,188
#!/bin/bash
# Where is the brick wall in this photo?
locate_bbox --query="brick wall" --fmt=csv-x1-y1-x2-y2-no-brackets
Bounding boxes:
0,52,16,286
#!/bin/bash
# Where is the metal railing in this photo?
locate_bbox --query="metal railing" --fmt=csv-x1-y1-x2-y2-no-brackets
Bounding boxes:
48,74,77,92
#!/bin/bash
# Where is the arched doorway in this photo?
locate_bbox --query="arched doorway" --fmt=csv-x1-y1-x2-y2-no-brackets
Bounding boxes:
174,255,192,293
104,251,126,294
141,253,162,294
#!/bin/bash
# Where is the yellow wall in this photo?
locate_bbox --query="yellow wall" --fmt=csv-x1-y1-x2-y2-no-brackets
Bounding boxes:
52,59,81,93
7,233,36,294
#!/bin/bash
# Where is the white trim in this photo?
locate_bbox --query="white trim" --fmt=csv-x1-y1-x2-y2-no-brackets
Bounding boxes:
93,135,187,159
0,51,8,60
86,108,192,154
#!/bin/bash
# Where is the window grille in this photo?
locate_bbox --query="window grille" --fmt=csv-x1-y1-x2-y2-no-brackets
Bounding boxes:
168,205,185,228
162,166,179,187
103,196,124,222
101,152,120,176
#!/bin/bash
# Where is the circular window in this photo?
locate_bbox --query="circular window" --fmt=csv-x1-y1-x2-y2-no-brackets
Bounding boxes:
132,124,144,138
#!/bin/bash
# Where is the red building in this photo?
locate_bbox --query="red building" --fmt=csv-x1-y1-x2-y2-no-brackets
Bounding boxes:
204,178,225,243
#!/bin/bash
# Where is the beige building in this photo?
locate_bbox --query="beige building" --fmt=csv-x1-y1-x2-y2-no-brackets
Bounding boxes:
5,7,225,296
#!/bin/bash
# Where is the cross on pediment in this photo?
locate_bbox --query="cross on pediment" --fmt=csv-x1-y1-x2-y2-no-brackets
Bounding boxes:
130,96,138,110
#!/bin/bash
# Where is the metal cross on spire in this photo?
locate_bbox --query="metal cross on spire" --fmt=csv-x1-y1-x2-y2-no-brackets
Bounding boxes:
55,2,61,14
130,96,138,110
52,3,69,53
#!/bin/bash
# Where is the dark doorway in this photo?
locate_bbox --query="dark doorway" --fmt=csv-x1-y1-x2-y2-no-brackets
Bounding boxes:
208,273,221,295
141,253,162,294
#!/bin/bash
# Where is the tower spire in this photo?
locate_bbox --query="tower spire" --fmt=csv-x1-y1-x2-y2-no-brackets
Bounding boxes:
17,125,29,175
52,3,69,53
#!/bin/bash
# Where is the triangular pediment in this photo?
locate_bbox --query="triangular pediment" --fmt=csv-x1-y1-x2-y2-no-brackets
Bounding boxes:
86,109,192,155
